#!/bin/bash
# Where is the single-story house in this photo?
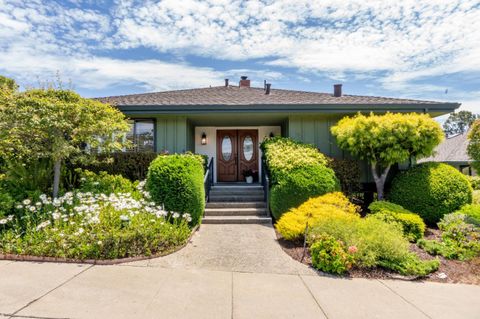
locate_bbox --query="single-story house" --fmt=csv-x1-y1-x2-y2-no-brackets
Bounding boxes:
98,76,460,184
418,132,476,175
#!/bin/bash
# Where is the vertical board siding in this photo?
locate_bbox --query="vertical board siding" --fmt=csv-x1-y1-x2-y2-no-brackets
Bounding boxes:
287,115,372,183
155,116,188,153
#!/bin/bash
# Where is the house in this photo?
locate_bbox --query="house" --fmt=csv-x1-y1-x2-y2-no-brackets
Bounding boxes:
99,76,460,184
418,132,475,175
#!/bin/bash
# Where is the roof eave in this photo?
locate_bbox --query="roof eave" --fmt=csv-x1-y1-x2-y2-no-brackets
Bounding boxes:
115,102,460,115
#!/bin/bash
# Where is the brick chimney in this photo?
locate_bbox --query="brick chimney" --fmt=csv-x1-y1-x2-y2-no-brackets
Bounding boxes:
239,76,250,88
333,84,342,97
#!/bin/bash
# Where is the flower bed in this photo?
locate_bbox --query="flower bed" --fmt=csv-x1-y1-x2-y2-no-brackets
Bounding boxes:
0,188,191,260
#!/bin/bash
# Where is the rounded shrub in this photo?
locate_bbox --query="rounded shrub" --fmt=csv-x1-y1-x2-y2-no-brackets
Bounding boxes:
147,154,205,225
310,234,354,274
388,163,472,226
270,165,339,220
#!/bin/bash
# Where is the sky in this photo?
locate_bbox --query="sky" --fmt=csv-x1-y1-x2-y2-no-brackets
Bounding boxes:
0,0,479,115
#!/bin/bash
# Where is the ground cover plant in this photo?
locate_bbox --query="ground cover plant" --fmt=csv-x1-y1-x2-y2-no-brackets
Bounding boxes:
388,162,472,225
0,187,191,259
261,137,339,219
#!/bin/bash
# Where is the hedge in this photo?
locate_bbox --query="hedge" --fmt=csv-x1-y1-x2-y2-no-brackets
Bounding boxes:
388,162,472,226
368,201,425,242
261,137,339,219
147,154,205,225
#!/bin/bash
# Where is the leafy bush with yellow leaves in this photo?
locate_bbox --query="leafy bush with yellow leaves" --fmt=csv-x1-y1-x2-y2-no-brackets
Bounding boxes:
275,192,359,241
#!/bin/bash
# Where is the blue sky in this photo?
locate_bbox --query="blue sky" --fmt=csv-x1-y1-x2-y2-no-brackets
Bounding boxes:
0,0,479,114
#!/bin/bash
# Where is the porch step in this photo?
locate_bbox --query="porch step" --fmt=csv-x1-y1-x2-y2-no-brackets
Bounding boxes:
202,215,272,224
204,207,268,216
209,194,265,202
209,189,264,196
206,202,266,209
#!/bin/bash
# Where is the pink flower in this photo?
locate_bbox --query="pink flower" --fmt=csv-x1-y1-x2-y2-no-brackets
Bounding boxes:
348,246,358,254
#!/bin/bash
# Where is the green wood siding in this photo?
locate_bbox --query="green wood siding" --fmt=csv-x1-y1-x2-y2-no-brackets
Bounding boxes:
287,115,372,183
155,116,188,153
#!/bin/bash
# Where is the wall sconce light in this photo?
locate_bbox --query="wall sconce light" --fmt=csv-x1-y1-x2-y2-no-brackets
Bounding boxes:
269,132,275,138
201,132,207,145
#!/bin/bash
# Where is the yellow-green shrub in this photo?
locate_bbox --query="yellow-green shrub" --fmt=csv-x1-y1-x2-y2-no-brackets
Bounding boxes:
275,192,359,240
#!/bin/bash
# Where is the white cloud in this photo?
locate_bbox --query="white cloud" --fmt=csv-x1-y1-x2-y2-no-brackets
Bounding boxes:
0,0,479,96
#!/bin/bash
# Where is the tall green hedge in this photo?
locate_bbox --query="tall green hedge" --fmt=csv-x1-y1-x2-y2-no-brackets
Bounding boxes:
261,137,339,220
147,154,205,225
388,162,472,226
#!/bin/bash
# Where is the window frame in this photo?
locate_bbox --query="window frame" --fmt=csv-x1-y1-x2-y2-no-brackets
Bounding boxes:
127,118,156,152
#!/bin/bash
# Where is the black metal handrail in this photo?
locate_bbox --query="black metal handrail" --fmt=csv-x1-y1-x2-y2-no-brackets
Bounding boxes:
204,157,214,203
261,157,271,217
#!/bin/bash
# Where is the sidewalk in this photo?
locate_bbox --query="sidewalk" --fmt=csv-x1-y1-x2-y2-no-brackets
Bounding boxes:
0,224,479,318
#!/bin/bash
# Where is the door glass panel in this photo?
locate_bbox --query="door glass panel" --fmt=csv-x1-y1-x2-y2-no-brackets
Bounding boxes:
222,136,232,161
243,136,254,161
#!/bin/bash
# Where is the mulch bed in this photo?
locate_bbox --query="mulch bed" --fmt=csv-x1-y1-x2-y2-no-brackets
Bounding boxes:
275,228,480,285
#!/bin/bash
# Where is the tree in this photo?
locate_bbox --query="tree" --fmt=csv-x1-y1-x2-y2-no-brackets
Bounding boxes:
0,82,130,197
443,111,478,137
331,112,444,200
467,120,480,172
0,75,19,92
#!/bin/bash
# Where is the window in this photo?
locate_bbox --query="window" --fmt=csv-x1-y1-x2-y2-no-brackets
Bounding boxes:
127,119,155,152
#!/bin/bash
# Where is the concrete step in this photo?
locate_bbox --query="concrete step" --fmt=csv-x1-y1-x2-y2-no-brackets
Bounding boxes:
212,184,263,190
202,215,272,224
209,195,265,202
204,207,267,216
209,189,264,196
206,202,266,209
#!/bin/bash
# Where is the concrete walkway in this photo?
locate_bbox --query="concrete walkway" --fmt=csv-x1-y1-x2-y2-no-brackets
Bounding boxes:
0,224,479,319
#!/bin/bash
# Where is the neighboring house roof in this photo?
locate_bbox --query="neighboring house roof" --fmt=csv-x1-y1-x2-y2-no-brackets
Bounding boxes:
418,133,471,163
97,85,456,107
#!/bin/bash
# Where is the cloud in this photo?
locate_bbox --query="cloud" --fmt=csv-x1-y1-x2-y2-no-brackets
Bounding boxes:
0,0,479,96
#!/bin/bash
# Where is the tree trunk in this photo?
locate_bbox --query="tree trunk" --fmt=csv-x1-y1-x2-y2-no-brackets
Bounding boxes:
53,159,62,198
371,163,391,200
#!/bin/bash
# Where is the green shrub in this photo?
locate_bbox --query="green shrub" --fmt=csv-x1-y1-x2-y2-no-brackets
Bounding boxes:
270,165,339,220
308,214,438,276
0,190,14,219
467,176,480,190
79,152,158,181
261,137,328,183
388,163,472,225
418,213,480,260
368,201,425,242
310,234,355,274
78,170,138,196
147,154,205,225
473,190,480,204
328,158,361,195
455,204,480,226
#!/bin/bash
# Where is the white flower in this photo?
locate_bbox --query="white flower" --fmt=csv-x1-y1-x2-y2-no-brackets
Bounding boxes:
78,227,84,234
28,206,36,212
52,212,61,220
22,199,31,205
36,220,51,231
0,219,7,225
97,240,102,245
172,212,180,219
15,204,23,209
120,215,130,221
35,202,42,207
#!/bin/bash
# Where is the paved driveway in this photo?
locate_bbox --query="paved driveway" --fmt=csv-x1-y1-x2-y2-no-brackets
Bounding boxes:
0,224,479,319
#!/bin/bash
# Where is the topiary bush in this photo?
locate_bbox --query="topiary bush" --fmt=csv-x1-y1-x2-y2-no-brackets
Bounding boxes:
270,165,339,220
276,192,359,240
368,201,425,242
147,154,205,225
467,176,480,190
388,163,472,226
328,158,361,195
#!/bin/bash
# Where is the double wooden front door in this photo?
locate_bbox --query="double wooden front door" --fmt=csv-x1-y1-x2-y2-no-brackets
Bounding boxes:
217,130,258,182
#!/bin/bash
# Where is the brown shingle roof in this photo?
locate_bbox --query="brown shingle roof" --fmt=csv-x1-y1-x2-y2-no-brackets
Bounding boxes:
418,133,471,163
97,85,449,106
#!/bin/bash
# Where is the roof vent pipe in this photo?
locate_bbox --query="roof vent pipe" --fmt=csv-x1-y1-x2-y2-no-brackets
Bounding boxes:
265,83,271,95
225,79,229,87
333,84,342,97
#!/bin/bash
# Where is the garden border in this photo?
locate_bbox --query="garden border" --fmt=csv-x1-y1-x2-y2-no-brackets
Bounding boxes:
0,225,199,265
